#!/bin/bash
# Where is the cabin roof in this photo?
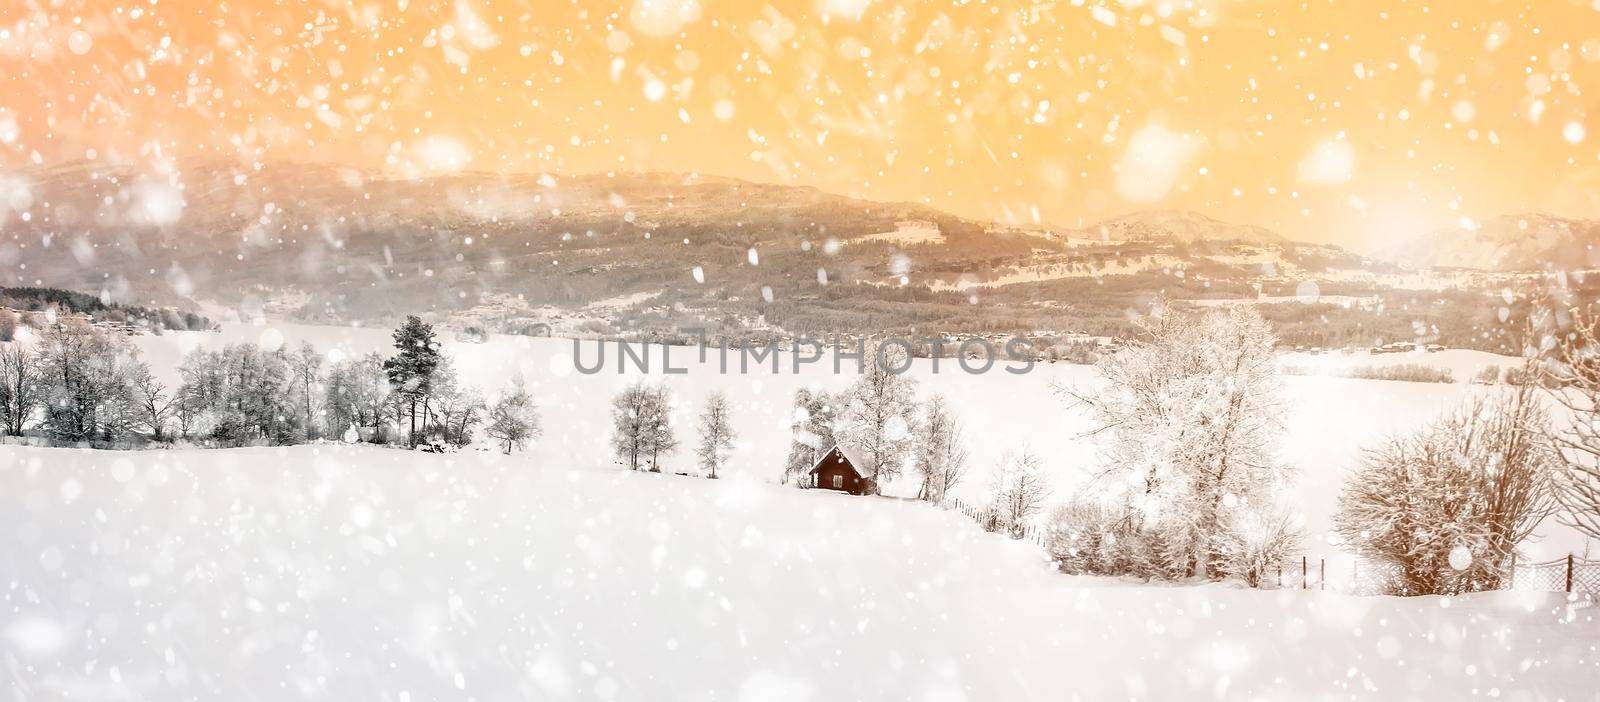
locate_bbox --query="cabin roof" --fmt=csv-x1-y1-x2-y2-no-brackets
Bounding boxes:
808,444,869,478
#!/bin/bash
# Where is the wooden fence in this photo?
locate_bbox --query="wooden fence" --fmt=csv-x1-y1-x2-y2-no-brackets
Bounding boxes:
945,496,1047,546
1264,554,1600,596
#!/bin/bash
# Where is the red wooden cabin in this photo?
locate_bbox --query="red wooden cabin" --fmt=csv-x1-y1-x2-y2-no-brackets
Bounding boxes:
808,445,875,495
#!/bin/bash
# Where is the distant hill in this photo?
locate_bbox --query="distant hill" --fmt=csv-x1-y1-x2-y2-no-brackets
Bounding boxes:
2,158,1568,354
5,160,1326,321
0,286,215,335
1382,214,1600,271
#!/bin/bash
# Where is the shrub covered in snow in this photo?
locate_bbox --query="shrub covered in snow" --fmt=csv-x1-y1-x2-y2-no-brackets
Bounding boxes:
1045,494,1127,576
1211,509,1303,587
1334,384,1556,595
986,449,1049,539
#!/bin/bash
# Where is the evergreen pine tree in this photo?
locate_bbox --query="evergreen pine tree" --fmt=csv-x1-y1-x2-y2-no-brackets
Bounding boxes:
383,315,441,446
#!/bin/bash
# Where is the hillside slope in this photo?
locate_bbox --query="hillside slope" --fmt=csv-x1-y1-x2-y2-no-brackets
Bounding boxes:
109,321,1591,565
2,444,1594,700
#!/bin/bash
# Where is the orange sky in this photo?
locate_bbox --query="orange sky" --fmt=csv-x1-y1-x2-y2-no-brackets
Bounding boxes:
2,0,1598,250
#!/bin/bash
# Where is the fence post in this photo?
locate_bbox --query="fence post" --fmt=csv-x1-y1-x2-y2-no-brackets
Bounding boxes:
1277,562,1282,589
1319,559,1325,591
1567,554,1575,593
1302,556,1308,590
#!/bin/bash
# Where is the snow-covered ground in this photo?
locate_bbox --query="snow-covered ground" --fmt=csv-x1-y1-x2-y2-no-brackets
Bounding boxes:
1279,348,1522,381
2,445,1595,700
118,322,1596,568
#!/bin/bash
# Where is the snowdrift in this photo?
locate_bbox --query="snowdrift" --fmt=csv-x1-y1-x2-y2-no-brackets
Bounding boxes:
2,445,1596,700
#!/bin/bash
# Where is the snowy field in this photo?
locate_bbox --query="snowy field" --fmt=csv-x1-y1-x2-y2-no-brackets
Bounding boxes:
3,445,1597,700
1279,347,1523,381
117,322,1596,567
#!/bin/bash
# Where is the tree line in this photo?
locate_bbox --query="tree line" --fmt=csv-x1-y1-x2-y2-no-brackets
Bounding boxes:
0,316,539,453
7,303,1598,597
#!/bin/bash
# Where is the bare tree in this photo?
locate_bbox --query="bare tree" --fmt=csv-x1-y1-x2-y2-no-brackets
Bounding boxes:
433,384,487,448
989,449,1050,539
484,376,540,454
0,344,39,436
37,322,144,443
132,365,176,442
324,352,390,442
287,341,324,441
912,393,968,503
644,384,678,472
1541,311,1600,540
695,391,736,479
1334,385,1556,595
611,381,652,471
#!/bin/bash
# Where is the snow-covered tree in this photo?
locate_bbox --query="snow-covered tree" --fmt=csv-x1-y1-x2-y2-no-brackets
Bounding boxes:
131,364,176,442
36,322,144,443
382,315,441,446
988,449,1050,539
1060,303,1290,579
1540,312,1600,541
841,341,917,489
324,352,390,442
286,341,324,441
695,391,736,479
431,378,487,448
783,388,838,486
1334,385,1556,595
644,384,679,472
912,393,968,503
612,380,676,471
484,377,539,454
612,381,651,471
176,343,298,445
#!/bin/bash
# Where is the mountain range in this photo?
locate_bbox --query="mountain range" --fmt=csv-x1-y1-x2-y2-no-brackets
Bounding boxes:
1380,213,1600,271
0,159,1593,352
